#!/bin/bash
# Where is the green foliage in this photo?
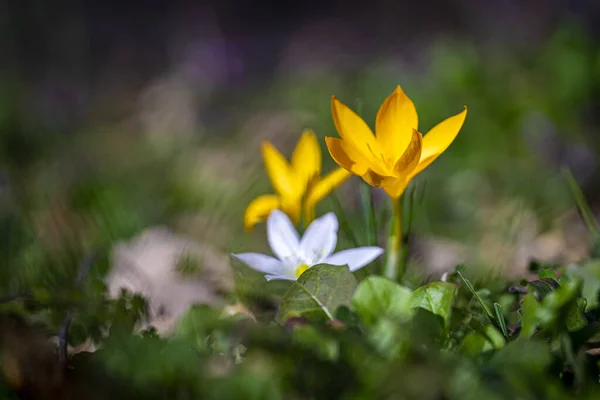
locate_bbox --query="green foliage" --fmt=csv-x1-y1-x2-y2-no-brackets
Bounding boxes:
9,247,600,399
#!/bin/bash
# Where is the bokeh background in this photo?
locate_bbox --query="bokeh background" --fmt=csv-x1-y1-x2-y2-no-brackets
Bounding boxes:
1,0,600,336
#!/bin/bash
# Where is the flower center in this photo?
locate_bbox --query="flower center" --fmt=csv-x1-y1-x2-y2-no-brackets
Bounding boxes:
295,263,311,278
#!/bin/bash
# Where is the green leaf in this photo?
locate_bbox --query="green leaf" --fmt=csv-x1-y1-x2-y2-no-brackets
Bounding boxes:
539,269,558,282
461,331,496,355
565,298,587,332
490,339,551,373
277,264,358,323
572,261,600,310
175,305,222,340
558,275,570,286
352,276,413,325
410,282,457,328
369,318,408,357
483,325,506,350
542,279,579,310
534,279,585,332
520,293,539,338
334,305,360,326
292,325,339,361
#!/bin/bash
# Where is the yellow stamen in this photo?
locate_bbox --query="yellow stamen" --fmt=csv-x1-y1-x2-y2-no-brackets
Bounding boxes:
295,264,311,278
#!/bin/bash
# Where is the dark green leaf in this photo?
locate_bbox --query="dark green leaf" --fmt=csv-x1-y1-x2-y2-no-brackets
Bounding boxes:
277,264,357,323
334,305,360,326
527,278,559,300
565,298,587,332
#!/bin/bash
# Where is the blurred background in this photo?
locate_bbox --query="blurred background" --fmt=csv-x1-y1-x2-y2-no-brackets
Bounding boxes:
1,0,600,338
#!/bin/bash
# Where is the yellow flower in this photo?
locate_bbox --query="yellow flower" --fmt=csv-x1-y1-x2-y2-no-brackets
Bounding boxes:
244,130,351,230
325,86,467,198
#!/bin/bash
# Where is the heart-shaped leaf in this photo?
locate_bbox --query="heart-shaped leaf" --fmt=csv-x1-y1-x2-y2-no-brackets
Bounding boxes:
277,264,357,323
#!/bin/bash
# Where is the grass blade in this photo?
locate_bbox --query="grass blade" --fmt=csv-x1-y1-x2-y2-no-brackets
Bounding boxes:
457,270,495,322
494,303,508,338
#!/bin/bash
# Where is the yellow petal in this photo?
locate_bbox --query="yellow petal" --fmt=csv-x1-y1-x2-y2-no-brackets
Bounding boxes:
305,168,351,211
325,137,395,188
325,137,367,175
244,195,280,230
393,129,422,176
375,86,419,161
331,96,382,157
304,204,316,225
409,107,467,180
291,129,322,192
280,196,302,226
262,141,303,199
325,136,391,178
382,177,408,199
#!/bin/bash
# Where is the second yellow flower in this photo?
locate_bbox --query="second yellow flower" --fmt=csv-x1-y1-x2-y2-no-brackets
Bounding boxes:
244,130,350,229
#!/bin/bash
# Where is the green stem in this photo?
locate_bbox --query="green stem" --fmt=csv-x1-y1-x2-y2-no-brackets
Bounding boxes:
385,195,404,281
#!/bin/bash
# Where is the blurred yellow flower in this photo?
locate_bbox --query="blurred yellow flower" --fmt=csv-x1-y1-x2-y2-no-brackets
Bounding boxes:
325,86,467,198
244,130,351,230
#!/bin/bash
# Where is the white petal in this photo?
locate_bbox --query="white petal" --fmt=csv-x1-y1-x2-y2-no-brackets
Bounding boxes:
300,212,339,263
324,247,384,271
267,210,301,261
265,274,296,281
231,253,284,275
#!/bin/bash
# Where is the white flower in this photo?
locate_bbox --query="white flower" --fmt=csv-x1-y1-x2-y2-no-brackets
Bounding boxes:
232,210,383,281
